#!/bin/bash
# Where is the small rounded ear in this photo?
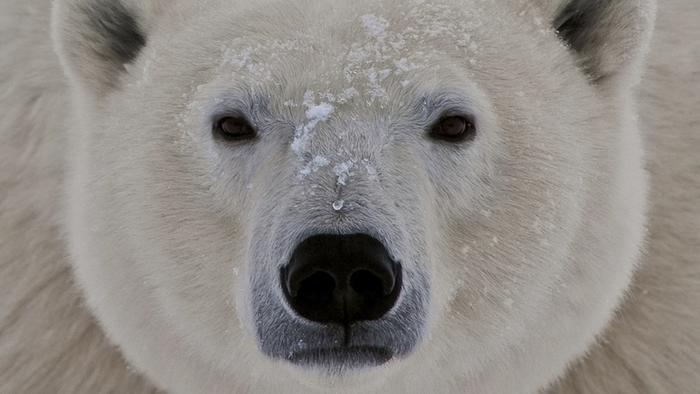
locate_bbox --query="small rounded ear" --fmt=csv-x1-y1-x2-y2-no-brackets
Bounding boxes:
52,0,151,96
550,0,657,88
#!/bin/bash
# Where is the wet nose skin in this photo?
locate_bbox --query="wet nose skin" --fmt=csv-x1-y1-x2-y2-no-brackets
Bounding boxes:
281,234,402,326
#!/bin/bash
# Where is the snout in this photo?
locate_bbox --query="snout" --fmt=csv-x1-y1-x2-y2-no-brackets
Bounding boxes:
250,230,428,372
281,233,402,326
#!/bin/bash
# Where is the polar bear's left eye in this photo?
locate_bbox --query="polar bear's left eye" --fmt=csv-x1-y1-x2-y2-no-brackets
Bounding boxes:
213,116,257,141
429,115,476,142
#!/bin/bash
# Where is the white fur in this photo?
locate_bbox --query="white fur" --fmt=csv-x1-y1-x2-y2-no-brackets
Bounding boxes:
1,0,698,393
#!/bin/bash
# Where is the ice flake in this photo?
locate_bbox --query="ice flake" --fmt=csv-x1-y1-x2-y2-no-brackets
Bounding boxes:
394,57,418,73
305,102,335,121
303,90,315,107
299,155,330,177
291,128,310,157
366,68,388,100
334,160,356,186
291,91,335,158
361,14,389,40
337,87,360,103
364,162,378,181
332,200,345,211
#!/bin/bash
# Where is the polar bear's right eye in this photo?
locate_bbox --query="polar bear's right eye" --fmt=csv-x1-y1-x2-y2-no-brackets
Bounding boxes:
213,116,257,141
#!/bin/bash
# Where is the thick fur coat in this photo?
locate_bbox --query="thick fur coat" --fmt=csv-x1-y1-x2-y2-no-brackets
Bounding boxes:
0,0,698,393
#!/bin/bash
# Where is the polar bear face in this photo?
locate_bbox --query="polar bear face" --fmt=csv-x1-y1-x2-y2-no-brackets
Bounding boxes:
54,0,655,392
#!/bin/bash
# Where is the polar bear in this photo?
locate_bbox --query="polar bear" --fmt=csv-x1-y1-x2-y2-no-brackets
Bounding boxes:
1,0,698,393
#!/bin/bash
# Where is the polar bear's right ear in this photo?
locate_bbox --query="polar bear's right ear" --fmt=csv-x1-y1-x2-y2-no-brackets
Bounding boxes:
52,0,153,96
549,0,657,88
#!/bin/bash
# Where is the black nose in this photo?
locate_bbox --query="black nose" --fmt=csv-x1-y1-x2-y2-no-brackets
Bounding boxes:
281,234,402,325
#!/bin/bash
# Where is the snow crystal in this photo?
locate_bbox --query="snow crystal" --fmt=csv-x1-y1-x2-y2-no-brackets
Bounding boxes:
332,200,345,211
337,87,360,103
364,161,378,181
299,155,330,177
305,102,335,121
220,45,273,80
290,129,309,157
291,91,335,158
312,155,330,168
366,68,390,99
334,160,356,186
361,14,389,39
290,338,308,353
302,90,315,107
394,58,418,73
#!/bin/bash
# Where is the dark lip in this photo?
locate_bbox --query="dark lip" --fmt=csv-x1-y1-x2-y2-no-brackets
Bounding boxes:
287,346,393,370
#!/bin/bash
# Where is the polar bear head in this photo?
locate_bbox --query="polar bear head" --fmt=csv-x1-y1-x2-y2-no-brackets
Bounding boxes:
53,0,655,392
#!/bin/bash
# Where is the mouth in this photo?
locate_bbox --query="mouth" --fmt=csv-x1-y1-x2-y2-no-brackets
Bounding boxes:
250,232,430,371
287,345,393,370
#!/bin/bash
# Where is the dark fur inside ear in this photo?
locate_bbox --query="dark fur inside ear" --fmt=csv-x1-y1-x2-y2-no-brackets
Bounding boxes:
554,0,601,52
552,0,655,86
57,0,147,93
553,0,606,78
79,0,146,71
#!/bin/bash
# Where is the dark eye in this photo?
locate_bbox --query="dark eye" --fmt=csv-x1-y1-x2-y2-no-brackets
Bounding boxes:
214,116,257,141
429,115,476,142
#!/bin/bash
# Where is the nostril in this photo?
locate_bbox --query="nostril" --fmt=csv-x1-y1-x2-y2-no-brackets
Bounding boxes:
281,233,402,324
349,270,391,298
297,271,336,304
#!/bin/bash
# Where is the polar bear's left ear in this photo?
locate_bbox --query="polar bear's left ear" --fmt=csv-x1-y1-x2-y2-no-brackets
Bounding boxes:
551,0,657,88
52,0,156,96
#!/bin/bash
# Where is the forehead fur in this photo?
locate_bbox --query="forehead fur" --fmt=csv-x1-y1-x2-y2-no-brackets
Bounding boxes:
145,0,564,114
210,1,495,94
